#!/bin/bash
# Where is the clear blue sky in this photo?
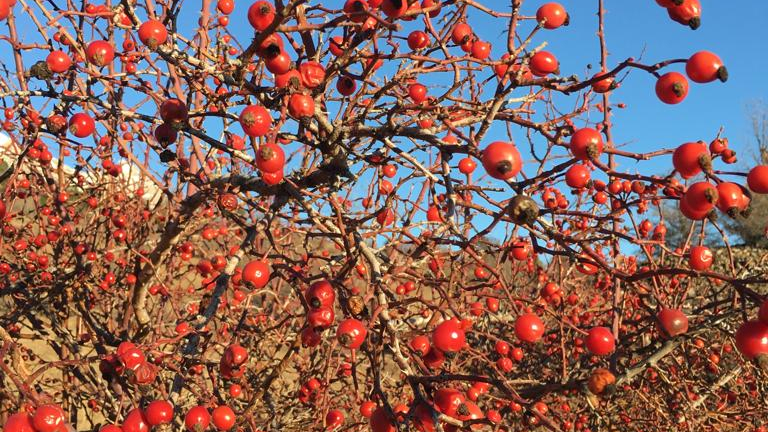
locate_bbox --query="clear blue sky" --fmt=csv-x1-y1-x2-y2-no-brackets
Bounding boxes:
486,1,768,169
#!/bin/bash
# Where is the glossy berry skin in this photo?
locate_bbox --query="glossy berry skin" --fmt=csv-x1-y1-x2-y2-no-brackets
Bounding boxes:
716,182,748,214
239,105,272,137
223,344,248,367
569,128,604,161
288,93,315,118
688,246,713,271
217,0,234,14
591,72,615,93
667,0,701,30
407,31,430,50
3,413,36,432
307,306,335,329
306,280,335,308
32,405,66,432
734,320,768,360
686,51,727,83
585,327,615,356
655,72,689,105
85,40,115,66
337,318,367,349
410,335,431,356
359,401,376,418
470,40,491,60
408,83,427,103
672,141,709,179
481,141,522,180
242,260,270,288
451,23,472,45
144,400,174,426
185,406,211,432
458,157,476,174
536,3,568,29
434,388,466,417
138,19,168,48
325,409,344,429
682,182,718,213
657,308,689,337
448,400,484,431
497,356,514,372
747,165,768,194
261,169,284,185
211,406,236,431
275,69,300,89
122,408,149,432
679,196,709,221
46,50,72,73
301,327,322,347
426,205,442,222
68,112,95,138
265,52,292,75
256,143,285,173
529,51,558,77
247,0,275,31
431,318,466,353
565,164,590,188
514,313,545,343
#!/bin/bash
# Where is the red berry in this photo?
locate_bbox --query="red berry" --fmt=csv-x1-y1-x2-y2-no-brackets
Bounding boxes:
46,50,72,73
242,259,270,287
570,128,604,161
747,165,768,194
655,72,689,105
3,414,36,432
211,406,236,431
515,313,545,343
247,0,275,31
306,280,336,308
138,19,168,49
32,405,66,432
145,401,174,426
68,112,96,138
688,245,713,271
481,141,522,180
536,3,568,29
735,320,768,360
672,141,710,179
239,105,272,137
184,407,210,432
529,51,559,76
431,318,466,353
85,40,115,66
657,308,689,337
686,51,727,83
585,327,615,356
336,318,367,349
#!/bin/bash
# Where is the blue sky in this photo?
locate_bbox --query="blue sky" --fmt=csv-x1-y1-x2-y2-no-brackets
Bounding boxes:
497,1,768,167
2,1,767,245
